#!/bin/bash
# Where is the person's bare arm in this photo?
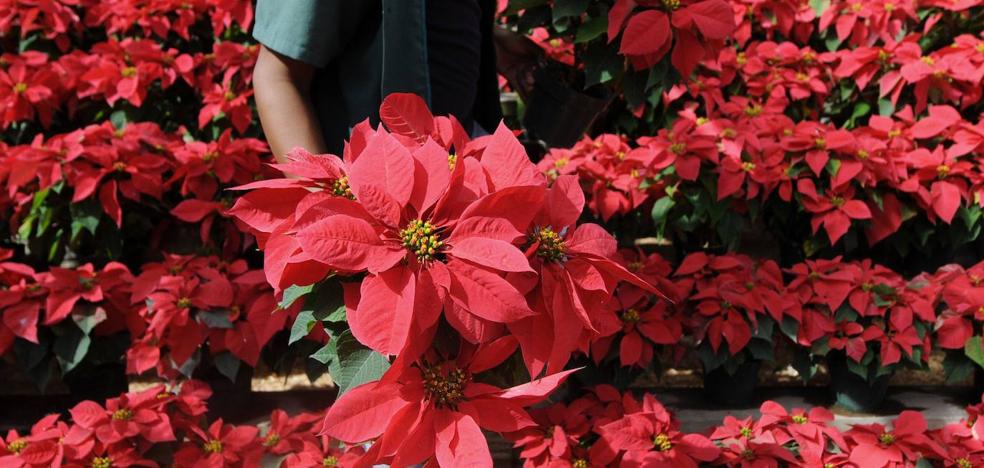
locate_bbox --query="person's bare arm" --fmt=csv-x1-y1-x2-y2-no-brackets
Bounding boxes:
253,45,328,162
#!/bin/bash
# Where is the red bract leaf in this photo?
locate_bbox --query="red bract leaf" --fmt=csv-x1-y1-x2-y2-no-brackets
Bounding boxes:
931,181,961,224
448,237,533,273
379,93,435,145
910,105,961,139
671,29,703,79
607,0,637,42
448,262,535,323
70,401,107,429
435,412,493,468
99,180,122,227
227,188,309,233
349,268,417,356
497,368,580,406
480,123,545,190
321,381,407,443
619,10,671,56
172,199,221,222
3,302,39,342
685,0,736,40
348,132,415,206
295,215,401,274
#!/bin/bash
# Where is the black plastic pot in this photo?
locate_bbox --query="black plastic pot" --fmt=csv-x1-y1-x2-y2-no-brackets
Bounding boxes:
522,66,612,149
828,355,890,412
703,360,761,407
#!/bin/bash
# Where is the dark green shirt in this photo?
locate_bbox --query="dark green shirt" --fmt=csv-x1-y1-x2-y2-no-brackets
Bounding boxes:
253,0,501,154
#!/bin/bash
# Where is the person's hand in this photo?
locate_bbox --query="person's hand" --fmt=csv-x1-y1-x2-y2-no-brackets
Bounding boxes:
493,27,545,101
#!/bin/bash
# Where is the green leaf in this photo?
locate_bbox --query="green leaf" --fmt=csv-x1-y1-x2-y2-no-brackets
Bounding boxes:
71,305,107,335
965,336,984,369
310,341,336,365
213,352,241,382
54,332,91,373
289,310,317,345
824,35,842,52
109,110,128,130
306,281,346,322
279,284,314,310
809,0,830,15
323,305,347,323
575,15,608,43
847,102,871,128
197,310,234,329
651,196,675,226
878,98,895,116
331,331,390,395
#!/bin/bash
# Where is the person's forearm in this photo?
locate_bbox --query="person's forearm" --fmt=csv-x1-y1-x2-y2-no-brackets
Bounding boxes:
254,48,328,162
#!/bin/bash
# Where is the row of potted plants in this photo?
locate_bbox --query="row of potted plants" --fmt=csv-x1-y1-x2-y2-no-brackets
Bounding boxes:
6,378,982,467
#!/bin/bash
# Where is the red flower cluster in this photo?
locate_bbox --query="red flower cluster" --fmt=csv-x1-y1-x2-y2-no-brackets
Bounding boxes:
0,0,252,51
0,249,293,380
510,386,984,467
125,254,293,378
231,93,663,466
0,37,256,132
543,100,984,246
0,380,365,468
589,251,945,372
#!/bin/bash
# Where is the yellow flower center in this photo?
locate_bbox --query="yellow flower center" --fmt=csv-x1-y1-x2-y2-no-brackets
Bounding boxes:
572,459,588,468
792,414,808,424
323,456,339,467
177,297,192,309
879,432,895,445
447,154,457,170
112,408,133,421
814,138,826,149
400,219,443,262
616,151,626,161
202,439,223,454
331,176,354,199
223,90,236,101
851,2,863,12
831,196,845,208
883,2,895,11
740,426,753,438
745,104,762,116
736,52,747,66
12,82,27,94
263,433,280,447
796,72,810,82
957,458,973,468
857,149,869,159
937,164,951,178
8,440,27,454
669,142,686,155
741,161,756,172
653,433,673,451
421,365,469,409
662,0,680,10
531,227,567,262
622,309,641,324
121,66,137,78
113,162,128,172
921,56,935,65
976,43,984,54
91,456,112,468
554,158,569,169
696,117,709,126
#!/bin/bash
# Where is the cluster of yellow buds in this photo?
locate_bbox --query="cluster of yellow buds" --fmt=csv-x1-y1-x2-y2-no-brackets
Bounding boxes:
400,219,443,262
331,176,355,199
662,0,681,10
421,364,469,409
91,456,112,468
202,439,223,454
653,433,673,452
322,456,339,467
448,153,458,170
531,227,567,263
112,408,133,421
621,309,641,324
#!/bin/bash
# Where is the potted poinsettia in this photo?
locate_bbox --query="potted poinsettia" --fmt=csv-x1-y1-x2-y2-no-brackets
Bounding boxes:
229,94,666,466
674,252,785,406
934,260,984,391
585,249,686,386
784,258,936,411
